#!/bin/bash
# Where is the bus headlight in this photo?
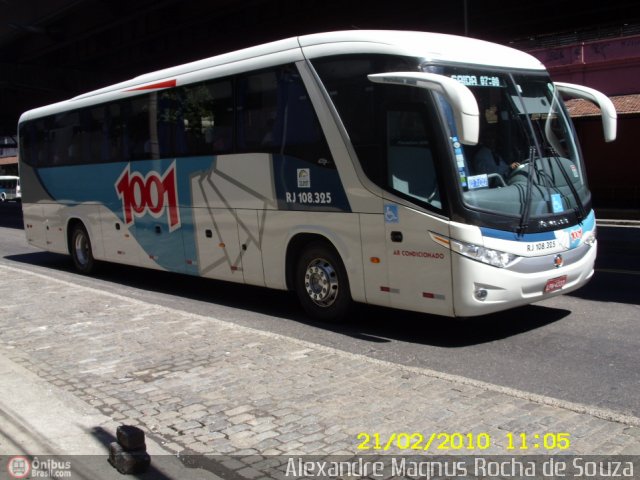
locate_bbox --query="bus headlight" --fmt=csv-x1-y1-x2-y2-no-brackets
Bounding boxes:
583,229,596,246
451,240,518,268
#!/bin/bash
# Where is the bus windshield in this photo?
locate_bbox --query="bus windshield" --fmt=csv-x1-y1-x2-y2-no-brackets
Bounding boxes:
431,66,588,228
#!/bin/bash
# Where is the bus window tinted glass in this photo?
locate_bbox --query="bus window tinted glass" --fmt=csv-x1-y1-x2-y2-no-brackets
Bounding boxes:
237,67,333,165
387,109,440,208
157,80,233,157
313,54,442,210
21,63,330,167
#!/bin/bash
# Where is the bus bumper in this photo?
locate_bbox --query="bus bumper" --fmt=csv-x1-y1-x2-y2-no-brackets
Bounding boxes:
451,241,597,317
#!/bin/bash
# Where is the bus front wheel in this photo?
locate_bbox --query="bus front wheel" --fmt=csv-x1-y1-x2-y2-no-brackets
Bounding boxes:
70,224,95,274
295,242,352,322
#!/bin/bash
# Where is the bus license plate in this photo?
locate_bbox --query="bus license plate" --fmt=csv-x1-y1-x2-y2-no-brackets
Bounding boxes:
544,275,567,293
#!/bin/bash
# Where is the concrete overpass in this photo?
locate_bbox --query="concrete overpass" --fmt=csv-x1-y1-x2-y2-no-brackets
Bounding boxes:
3,0,640,136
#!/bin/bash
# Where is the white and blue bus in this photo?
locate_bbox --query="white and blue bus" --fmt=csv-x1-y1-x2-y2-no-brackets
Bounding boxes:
18,31,616,321
0,175,21,202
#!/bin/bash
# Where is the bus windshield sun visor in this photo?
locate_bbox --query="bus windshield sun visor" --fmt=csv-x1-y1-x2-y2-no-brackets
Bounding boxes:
368,72,479,145
555,82,617,142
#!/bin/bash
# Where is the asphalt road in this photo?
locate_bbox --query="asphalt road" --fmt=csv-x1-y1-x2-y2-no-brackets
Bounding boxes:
1,201,639,418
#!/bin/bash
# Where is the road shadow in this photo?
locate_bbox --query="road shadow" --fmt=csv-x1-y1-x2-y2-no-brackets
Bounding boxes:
335,303,569,348
567,225,640,305
6,250,569,348
567,269,640,305
0,201,23,230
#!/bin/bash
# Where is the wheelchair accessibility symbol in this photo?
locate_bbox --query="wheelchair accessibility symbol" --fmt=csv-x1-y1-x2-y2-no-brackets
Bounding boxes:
384,204,399,224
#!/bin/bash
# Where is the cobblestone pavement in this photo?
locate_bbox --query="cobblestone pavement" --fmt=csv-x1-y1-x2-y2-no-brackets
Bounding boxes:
1,264,639,477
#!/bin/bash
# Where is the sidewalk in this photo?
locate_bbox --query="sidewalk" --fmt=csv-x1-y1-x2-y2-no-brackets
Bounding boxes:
0,353,221,479
0,263,639,478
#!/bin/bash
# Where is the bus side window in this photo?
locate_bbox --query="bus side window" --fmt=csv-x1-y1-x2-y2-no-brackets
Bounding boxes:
386,109,439,207
183,80,233,155
277,70,332,165
237,70,279,151
158,80,233,158
18,123,36,166
76,107,107,164
49,111,79,165
129,95,151,160
103,103,123,163
237,66,333,165
157,89,186,158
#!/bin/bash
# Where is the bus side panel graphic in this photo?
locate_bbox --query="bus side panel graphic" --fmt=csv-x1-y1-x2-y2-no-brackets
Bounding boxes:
33,153,349,275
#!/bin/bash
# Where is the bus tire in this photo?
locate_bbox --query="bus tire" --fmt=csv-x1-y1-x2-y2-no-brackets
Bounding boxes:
70,223,95,274
295,241,352,322
0,192,6,202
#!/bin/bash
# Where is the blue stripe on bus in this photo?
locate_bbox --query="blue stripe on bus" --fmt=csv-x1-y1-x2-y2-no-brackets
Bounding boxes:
481,210,595,245
480,227,556,242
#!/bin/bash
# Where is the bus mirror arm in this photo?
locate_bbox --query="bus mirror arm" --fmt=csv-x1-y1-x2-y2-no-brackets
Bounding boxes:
555,82,617,142
368,72,479,145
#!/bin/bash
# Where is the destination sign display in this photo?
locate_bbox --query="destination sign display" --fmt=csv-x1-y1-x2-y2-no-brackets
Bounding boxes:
450,75,502,87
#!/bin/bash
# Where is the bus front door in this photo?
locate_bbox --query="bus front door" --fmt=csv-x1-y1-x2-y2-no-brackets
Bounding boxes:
383,204,454,317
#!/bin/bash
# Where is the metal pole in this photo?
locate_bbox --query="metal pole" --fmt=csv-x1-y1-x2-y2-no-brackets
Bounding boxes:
464,0,469,36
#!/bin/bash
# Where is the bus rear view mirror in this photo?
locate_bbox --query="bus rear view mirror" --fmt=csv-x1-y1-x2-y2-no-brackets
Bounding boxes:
368,72,479,145
555,82,617,142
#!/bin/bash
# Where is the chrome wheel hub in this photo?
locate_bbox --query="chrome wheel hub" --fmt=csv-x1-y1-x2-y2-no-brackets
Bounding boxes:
74,233,89,266
304,258,339,307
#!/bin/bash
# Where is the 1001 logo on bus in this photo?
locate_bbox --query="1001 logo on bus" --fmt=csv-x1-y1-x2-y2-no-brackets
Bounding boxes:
115,162,181,231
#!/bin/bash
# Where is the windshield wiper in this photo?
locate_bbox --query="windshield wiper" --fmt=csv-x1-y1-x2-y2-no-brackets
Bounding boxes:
548,148,586,221
517,146,536,236
545,90,587,222
510,76,587,235
509,75,541,237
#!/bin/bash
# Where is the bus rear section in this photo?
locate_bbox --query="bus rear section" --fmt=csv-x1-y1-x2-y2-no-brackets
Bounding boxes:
0,176,20,202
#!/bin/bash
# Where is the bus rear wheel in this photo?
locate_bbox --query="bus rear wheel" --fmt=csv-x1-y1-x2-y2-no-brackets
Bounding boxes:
70,224,95,274
295,242,352,322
